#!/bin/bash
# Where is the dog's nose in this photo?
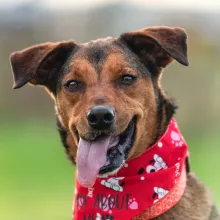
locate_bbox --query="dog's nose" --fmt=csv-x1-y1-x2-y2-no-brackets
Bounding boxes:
87,105,115,130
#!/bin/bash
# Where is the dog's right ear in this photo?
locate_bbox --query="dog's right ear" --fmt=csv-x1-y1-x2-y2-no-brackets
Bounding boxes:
10,41,75,90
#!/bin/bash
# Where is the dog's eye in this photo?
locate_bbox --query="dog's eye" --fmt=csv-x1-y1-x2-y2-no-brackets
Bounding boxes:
64,80,81,92
120,74,137,86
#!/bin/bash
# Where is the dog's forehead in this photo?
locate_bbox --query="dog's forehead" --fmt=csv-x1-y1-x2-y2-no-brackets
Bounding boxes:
75,37,120,59
66,37,132,74
65,36,148,77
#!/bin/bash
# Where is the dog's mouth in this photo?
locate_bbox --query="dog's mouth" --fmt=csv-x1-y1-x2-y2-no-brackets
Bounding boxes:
76,117,136,188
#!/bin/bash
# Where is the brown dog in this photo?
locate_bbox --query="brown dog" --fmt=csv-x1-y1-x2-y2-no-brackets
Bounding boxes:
10,26,219,220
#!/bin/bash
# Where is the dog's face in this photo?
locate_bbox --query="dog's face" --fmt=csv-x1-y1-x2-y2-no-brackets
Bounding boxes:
10,26,188,187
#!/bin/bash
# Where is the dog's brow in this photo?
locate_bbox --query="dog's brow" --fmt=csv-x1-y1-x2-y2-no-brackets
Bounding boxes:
69,39,145,79
100,53,139,78
67,58,98,82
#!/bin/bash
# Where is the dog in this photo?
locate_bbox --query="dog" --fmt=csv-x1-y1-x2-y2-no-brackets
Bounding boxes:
10,26,219,219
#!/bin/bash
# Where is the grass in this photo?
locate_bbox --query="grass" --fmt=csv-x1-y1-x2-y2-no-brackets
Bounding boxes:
0,121,74,220
0,120,219,220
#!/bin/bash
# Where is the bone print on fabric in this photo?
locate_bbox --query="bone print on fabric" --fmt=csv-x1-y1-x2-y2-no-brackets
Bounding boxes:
153,187,169,204
101,177,125,192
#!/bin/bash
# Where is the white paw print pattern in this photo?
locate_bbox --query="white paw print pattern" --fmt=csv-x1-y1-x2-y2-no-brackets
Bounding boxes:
171,131,184,147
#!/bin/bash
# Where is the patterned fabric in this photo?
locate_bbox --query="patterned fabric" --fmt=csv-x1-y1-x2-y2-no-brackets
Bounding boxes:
73,118,188,220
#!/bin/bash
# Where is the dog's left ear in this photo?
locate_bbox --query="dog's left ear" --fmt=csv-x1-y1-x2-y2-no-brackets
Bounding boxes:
120,26,189,75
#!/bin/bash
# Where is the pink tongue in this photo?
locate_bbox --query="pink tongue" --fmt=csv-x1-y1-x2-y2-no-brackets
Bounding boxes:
76,136,118,188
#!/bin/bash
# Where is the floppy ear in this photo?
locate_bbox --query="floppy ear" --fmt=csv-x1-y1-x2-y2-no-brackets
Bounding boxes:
10,41,75,90
120,26,189,75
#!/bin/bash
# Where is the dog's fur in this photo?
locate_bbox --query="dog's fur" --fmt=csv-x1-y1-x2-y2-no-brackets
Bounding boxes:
10,26,219,219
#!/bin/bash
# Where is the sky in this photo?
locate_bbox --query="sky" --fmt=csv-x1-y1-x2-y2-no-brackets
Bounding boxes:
1,0,220,11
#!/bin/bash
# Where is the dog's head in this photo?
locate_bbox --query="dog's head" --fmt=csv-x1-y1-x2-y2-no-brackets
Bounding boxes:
10,26,188,187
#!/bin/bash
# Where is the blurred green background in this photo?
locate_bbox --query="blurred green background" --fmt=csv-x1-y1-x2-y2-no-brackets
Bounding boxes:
0,1,220,219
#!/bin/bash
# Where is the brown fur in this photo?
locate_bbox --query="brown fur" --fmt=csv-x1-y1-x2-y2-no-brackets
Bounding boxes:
9,26,218,219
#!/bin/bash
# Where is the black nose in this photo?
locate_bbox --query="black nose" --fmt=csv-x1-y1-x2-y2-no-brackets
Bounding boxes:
87,105,115,130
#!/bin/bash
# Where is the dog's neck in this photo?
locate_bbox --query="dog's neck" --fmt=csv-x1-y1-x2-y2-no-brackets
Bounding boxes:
153,79,177,146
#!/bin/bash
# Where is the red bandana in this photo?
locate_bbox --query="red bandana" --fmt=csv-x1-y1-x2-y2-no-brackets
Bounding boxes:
73,118,188,220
